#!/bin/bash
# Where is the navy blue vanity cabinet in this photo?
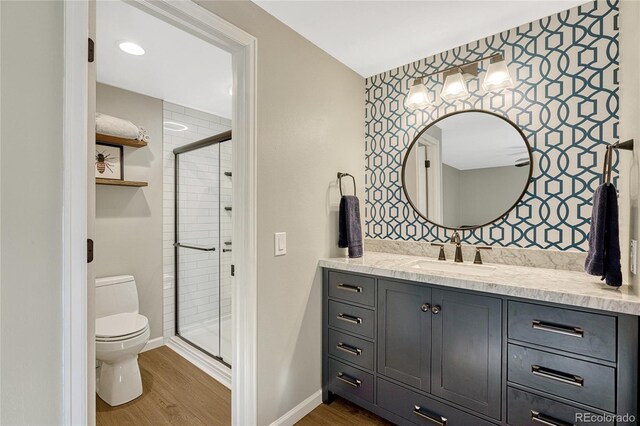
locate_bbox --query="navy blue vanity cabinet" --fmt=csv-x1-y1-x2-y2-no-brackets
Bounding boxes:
377,279,432,392
430,289,502,419
322,268,639,426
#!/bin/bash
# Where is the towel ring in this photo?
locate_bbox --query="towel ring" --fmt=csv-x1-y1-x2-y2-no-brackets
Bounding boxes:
606,145,613,185
601,139,633,185
337,172,357,197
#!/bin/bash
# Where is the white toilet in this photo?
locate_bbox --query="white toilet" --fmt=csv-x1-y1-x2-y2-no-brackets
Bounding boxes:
95,275,150,406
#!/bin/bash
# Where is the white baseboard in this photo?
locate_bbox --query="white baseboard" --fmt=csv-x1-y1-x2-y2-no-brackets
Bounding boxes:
141,336,164,353
166,336,231,389
269,390,322,426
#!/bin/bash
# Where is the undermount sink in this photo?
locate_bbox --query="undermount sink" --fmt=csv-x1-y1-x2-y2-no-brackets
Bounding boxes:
406,259,496,276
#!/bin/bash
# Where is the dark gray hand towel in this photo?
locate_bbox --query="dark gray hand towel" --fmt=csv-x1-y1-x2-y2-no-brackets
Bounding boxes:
585,183,622,286
603,184,622,286
338,195,363,258
585,184,607,276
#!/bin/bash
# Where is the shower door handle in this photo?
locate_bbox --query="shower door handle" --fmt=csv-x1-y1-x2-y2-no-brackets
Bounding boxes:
174,242,216,252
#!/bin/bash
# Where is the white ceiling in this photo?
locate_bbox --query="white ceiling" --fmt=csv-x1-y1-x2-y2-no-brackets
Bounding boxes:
96,1,232,118
436,112,529,170
253,0,590,77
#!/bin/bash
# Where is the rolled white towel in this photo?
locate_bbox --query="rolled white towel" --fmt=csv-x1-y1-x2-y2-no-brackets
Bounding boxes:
137,126,151,142
96,112,139,140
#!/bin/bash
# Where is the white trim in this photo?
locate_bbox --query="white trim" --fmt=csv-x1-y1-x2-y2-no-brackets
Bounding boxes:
129,3,258,424
62,1,89,424
269,390,322,426
63,2,258,425
141,337,165,353
166,337,232,389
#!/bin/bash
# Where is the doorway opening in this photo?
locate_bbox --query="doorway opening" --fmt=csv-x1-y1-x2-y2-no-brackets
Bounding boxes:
62,1,257,424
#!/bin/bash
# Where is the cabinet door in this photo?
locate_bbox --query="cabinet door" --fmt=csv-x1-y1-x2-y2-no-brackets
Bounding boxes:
431,289,502,419
378,279,431,391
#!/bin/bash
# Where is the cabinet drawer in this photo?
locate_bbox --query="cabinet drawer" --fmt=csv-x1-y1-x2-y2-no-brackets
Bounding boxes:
327,358,374,404
377,378,495,426
507,344,615,412
328,329,374,371
508,301,616,362
328,271,375,306
329,300,375,339
507,387,613,426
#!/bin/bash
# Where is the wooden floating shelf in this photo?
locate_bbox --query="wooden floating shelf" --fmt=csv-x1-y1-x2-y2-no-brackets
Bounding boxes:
96,133,148,148
96,178,148,187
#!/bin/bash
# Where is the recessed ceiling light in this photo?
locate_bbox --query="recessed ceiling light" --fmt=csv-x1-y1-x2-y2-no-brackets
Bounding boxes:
163,121,188,131
118,41,145,56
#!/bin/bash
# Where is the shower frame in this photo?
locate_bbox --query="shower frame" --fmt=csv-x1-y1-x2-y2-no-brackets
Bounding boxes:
173,130,232,368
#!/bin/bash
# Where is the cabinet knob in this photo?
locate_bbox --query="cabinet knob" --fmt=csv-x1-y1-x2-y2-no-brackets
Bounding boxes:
420,303,430,312
431,305,441,314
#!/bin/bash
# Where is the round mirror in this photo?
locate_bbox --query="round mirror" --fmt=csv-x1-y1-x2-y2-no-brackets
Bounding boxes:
401,110,533,230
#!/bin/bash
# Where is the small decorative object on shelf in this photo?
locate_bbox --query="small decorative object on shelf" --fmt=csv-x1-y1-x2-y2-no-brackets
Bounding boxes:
95,143,123,180
94,132,149,188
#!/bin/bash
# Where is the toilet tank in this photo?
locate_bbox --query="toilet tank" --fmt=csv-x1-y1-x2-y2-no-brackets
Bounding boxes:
95,275,139,318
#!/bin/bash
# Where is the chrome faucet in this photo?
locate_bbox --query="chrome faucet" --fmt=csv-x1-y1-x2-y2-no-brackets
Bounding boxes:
450,231,463,263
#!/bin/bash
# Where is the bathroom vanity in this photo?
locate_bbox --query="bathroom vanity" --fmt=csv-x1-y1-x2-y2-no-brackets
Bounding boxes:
320,253,640,426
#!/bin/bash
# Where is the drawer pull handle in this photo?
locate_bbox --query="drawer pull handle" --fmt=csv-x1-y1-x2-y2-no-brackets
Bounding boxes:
530,410,575,426
337,283,362,293
336,372,361,387
531,365,584,387
337,313,362,324
532,320,584,338
413,405,447,425
336,342,362,356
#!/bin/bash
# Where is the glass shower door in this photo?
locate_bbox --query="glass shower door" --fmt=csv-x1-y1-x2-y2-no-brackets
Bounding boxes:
174,134,231,367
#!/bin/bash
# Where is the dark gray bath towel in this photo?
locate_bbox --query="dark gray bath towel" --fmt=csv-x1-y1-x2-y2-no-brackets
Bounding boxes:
585,183,622,287
339,195,363,258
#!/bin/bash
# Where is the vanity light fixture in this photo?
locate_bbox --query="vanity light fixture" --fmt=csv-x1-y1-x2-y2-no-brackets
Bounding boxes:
441,69,470,101
404,53,513,109
405,78,432,110
118,41,145,56
482,54,514,91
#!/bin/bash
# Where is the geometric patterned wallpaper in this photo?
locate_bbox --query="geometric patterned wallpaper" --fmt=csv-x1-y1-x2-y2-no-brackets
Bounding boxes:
365,0,619,252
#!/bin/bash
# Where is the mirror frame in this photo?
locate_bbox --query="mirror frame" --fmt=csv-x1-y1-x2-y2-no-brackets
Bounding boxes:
401,109,534,231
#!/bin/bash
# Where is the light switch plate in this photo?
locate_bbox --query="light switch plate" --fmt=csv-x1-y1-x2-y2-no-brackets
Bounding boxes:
631,240,637,275
275,232,286,256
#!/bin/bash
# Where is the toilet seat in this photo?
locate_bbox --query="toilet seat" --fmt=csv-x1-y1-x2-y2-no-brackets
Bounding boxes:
96,313,149,342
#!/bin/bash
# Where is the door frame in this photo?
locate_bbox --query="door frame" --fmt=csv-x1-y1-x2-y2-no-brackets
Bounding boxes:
415,133,443,223
61,1,258,424
62,1,90,424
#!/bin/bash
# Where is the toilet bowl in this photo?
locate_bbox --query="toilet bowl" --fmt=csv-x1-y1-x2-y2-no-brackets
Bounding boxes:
95,275,150,406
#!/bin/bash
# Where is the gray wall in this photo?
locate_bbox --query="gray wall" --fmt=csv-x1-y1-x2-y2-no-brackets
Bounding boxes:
195,1,365,424
95,84,163,339
441,165,526,228
459,166,528,226
442,164,461,226
1,1,64,424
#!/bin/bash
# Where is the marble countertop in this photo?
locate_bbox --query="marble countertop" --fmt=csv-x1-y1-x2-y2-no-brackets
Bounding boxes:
319,252,640,315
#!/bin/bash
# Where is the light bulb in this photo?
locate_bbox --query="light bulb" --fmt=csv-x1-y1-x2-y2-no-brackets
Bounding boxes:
441,71,469,101
483,58,514,91
405,78,432,110
118,41,145,56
